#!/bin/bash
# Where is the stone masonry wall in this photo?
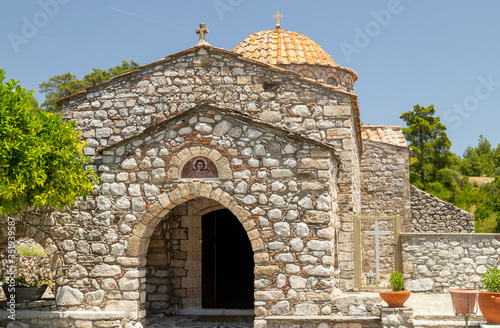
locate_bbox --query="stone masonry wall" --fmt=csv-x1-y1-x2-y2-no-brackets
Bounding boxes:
276,63,357,92
402,233,500,293
336,113,361,291
0,45,365,327
61,46,361,291
61,47,357,158
144,210,177,313
358,140,410,286
360,140,411,230
410,185,474,233
22,102,340,327
97,104,339,318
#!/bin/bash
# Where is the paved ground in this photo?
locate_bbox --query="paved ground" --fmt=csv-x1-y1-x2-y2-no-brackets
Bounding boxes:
147,315,254,328
406,293,482,317
146,293,486,327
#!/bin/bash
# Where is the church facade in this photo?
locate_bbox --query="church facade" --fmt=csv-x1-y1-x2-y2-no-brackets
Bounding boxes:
0,22,476,328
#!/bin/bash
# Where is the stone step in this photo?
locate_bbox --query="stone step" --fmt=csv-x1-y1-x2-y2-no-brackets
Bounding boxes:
265,315,381,328
413,319,482,328
413,315,486,328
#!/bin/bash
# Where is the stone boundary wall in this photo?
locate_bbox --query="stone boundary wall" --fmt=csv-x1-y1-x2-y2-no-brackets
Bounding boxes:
401,233,500,293
410,185,474,233
381,307,412,328
0,310,127,328
0,255,53,280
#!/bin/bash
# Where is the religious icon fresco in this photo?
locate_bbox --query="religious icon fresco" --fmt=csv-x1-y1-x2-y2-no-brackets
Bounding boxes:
181,157,219,179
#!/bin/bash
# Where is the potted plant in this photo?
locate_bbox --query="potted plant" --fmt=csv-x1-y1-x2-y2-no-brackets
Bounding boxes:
1,242,54,302
478,267,500,323
2,273,53,302
379,271,411,307
448,288,479,315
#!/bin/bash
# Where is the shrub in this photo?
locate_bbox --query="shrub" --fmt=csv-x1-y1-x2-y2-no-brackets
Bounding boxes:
16,244,47,257
482,268,500,293
390,271,404,291
1,273,52,287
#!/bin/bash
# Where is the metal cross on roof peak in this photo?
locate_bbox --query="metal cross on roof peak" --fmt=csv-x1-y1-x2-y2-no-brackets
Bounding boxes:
196,22,210,46
273,11,283,30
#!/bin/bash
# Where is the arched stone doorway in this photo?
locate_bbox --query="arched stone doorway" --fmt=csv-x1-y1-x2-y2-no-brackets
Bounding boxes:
145,198,255,315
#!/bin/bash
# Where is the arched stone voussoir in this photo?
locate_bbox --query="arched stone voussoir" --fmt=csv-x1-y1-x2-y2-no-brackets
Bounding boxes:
167,166,179,179
126,236,150,257
215,156,232,179
42,238,59,257
129,184,264,258
179,183,193,199
146,202,164,219
167,188,183,205
2,214,60,258
226,201,244,218
187,181,202,195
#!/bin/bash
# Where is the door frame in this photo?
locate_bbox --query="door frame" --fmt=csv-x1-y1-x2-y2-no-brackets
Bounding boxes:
354,215,401,290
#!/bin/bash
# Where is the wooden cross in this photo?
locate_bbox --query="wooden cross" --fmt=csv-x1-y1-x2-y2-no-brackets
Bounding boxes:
364,220,391,282
273,11,283,30
196,22,210,46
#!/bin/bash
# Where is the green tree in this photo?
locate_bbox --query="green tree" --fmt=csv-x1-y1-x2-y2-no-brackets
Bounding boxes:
400,104,457,190
39,73,87,112
107,60,140,76
459,135,497,177
83,60,139,86
39,60,139,112
0,69,97,215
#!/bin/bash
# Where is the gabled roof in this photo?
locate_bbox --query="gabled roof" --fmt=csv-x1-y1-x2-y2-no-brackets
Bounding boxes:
57,45,356,106
59,45,363,153
98,100,341,164
361,125,408,148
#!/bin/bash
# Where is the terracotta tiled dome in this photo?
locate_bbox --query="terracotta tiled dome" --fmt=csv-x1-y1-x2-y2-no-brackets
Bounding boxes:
233,29,336,66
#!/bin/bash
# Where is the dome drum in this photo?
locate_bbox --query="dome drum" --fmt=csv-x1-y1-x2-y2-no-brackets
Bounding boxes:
276,63,356,93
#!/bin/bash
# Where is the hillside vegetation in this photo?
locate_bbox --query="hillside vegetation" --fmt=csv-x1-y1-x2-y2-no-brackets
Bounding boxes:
401,105,499,233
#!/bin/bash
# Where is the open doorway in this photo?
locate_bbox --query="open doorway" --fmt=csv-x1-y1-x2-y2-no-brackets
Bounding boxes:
202,209,254,309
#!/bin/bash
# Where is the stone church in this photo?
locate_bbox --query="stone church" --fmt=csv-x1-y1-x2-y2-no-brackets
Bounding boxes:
1,19,475,328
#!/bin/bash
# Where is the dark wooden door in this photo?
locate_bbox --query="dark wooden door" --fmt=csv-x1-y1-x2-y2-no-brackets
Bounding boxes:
202,209,254,309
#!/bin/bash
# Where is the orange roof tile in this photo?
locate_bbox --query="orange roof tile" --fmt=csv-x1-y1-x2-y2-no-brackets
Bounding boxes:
361,125,408,148
233,29,336,66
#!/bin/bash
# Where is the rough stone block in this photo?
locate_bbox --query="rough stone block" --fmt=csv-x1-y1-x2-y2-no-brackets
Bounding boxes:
90,264,122,277
56,286,84,306
85,290,106,306
294,303,320,316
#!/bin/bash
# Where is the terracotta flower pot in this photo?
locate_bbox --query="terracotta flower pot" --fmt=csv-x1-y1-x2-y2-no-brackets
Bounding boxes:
449,289,479,314
379,290,411,307
478,291,500,324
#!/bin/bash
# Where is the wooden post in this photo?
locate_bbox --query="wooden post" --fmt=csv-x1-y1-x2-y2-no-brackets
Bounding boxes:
16,253,20,278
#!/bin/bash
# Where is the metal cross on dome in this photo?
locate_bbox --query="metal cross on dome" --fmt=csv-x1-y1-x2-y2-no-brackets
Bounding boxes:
196,22,210,46
273,11,283,30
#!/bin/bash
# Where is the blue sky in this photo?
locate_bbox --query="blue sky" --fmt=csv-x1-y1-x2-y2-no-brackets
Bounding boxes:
1,0,499,155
